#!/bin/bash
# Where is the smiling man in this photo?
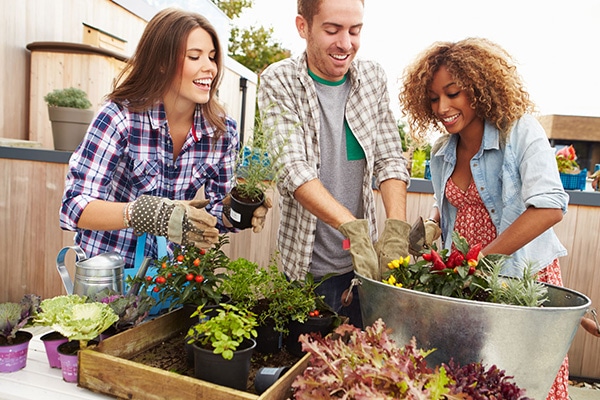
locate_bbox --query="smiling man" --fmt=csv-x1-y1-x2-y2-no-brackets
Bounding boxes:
258,0,410,328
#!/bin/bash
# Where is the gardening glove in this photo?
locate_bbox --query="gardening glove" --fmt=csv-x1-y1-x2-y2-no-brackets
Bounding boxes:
408,217,442,256
338,219,379,280
222,195,272,233
374,219,411,277
129,195,219,249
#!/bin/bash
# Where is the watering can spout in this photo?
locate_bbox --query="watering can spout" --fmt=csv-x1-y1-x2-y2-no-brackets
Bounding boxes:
56,245,125,297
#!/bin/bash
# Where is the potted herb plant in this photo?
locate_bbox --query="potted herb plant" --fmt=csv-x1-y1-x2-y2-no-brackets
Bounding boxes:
227,107,287,229
34,294,118,382
292,318,530,399
0,294,40,373
283,272,340,358
186,302,258,390
44,87,94,151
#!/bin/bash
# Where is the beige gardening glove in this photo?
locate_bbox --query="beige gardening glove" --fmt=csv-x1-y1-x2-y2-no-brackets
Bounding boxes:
374,219,411,277
129,195,219,249
408,217,442,256
338,219,379,280
222,195,272,233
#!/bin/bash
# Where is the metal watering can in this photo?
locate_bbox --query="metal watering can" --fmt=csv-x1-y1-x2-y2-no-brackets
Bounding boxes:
56,246,125,297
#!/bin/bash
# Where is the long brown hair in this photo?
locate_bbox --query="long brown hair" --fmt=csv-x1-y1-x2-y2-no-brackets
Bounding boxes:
109,8,227,136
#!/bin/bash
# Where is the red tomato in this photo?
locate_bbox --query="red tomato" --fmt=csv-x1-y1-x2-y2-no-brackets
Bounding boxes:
161,262,167,269
199,249,206,255
152,286,160,292
195,275,204,283
186,273,194,281
176,255,184,262
155,276,166,284
145,276,153,282
193,258,200,267
313,310,320,317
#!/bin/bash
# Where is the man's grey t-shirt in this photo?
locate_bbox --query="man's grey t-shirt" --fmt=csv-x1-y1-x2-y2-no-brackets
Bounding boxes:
309,72,365,278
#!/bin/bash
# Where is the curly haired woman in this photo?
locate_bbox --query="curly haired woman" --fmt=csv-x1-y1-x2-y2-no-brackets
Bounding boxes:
399,37,580,400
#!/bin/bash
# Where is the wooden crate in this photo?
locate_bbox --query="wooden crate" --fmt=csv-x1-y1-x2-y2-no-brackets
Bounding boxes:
79,308,309,400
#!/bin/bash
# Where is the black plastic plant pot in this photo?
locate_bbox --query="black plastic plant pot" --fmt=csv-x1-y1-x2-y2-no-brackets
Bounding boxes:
192,338,256,390
229,188,265,229
284,313,334,358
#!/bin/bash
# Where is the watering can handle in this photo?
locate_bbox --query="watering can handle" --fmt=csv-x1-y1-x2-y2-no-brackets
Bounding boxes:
56,246,87,295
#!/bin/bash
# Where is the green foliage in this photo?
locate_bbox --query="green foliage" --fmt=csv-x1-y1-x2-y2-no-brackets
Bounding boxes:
229,26,291,74
44,87,92,109
140,236,230,311
186,303,258,360
221,256,334,334
0,294,40,342
234,106,287,201
210,0,253,19
35,294,118,349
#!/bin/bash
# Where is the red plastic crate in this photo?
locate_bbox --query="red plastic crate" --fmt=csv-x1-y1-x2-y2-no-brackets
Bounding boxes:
560,169,587,190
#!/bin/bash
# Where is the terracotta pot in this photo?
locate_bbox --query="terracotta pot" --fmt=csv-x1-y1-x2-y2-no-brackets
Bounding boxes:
0,331,33,373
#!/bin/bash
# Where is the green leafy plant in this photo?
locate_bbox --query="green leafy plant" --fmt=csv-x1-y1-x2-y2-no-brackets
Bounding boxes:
90,289,156,333
34,294,118,349
44,87,92,109
138,236,230,311
221,256,336,334
186,302,258,360
292,319,530,399
233,105,288,202
0,294,40,344
383,232,548,307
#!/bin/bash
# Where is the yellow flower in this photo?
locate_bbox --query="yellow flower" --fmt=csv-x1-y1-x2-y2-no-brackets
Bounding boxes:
388,275,397,285
467,259,478,267
388,259,401,269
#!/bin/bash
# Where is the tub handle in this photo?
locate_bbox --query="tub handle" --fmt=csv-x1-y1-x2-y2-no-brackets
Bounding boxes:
589,308,600,335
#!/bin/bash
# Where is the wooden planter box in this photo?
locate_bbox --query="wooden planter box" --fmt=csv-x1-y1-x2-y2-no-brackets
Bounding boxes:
79,307,309,400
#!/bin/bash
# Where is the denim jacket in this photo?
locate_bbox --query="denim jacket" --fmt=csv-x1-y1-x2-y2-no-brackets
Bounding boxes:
430,114,568,277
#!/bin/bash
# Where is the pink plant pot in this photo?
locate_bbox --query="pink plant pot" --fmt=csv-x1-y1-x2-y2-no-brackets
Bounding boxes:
0,331,33,373
40,331,68,368
57,341,79,383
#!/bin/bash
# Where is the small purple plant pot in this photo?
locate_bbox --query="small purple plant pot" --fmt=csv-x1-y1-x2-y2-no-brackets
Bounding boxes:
40,331,68,368
0,331,33,373
57,341,80,383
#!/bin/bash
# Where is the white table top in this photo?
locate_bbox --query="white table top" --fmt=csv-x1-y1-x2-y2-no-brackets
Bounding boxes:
0,328,113,400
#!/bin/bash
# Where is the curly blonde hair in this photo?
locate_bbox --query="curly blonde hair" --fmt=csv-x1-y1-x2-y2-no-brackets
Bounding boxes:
398,37,536,142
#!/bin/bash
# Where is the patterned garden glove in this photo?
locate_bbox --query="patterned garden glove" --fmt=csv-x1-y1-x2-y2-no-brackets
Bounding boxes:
338,219,379,280
129,195,219,249
374,219,410,277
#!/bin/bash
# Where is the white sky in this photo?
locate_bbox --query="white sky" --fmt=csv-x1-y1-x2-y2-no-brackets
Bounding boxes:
239,0,600,119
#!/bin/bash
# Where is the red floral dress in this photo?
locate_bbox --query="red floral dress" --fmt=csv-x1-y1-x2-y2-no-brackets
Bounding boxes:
446,178,569,400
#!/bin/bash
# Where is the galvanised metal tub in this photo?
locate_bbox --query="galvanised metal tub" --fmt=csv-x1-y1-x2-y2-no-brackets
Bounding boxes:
357,273,590,399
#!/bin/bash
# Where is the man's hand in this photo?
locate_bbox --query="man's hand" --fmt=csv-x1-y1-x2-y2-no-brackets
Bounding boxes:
129,195,219,249
338,219,379,280
374,219,410,277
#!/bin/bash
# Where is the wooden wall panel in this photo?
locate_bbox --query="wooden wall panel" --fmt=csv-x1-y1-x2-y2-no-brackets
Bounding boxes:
1,158,599,379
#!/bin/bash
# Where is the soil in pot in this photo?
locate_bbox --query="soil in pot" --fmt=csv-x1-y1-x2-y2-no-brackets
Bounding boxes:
0,331,33,373
228,187,265,229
